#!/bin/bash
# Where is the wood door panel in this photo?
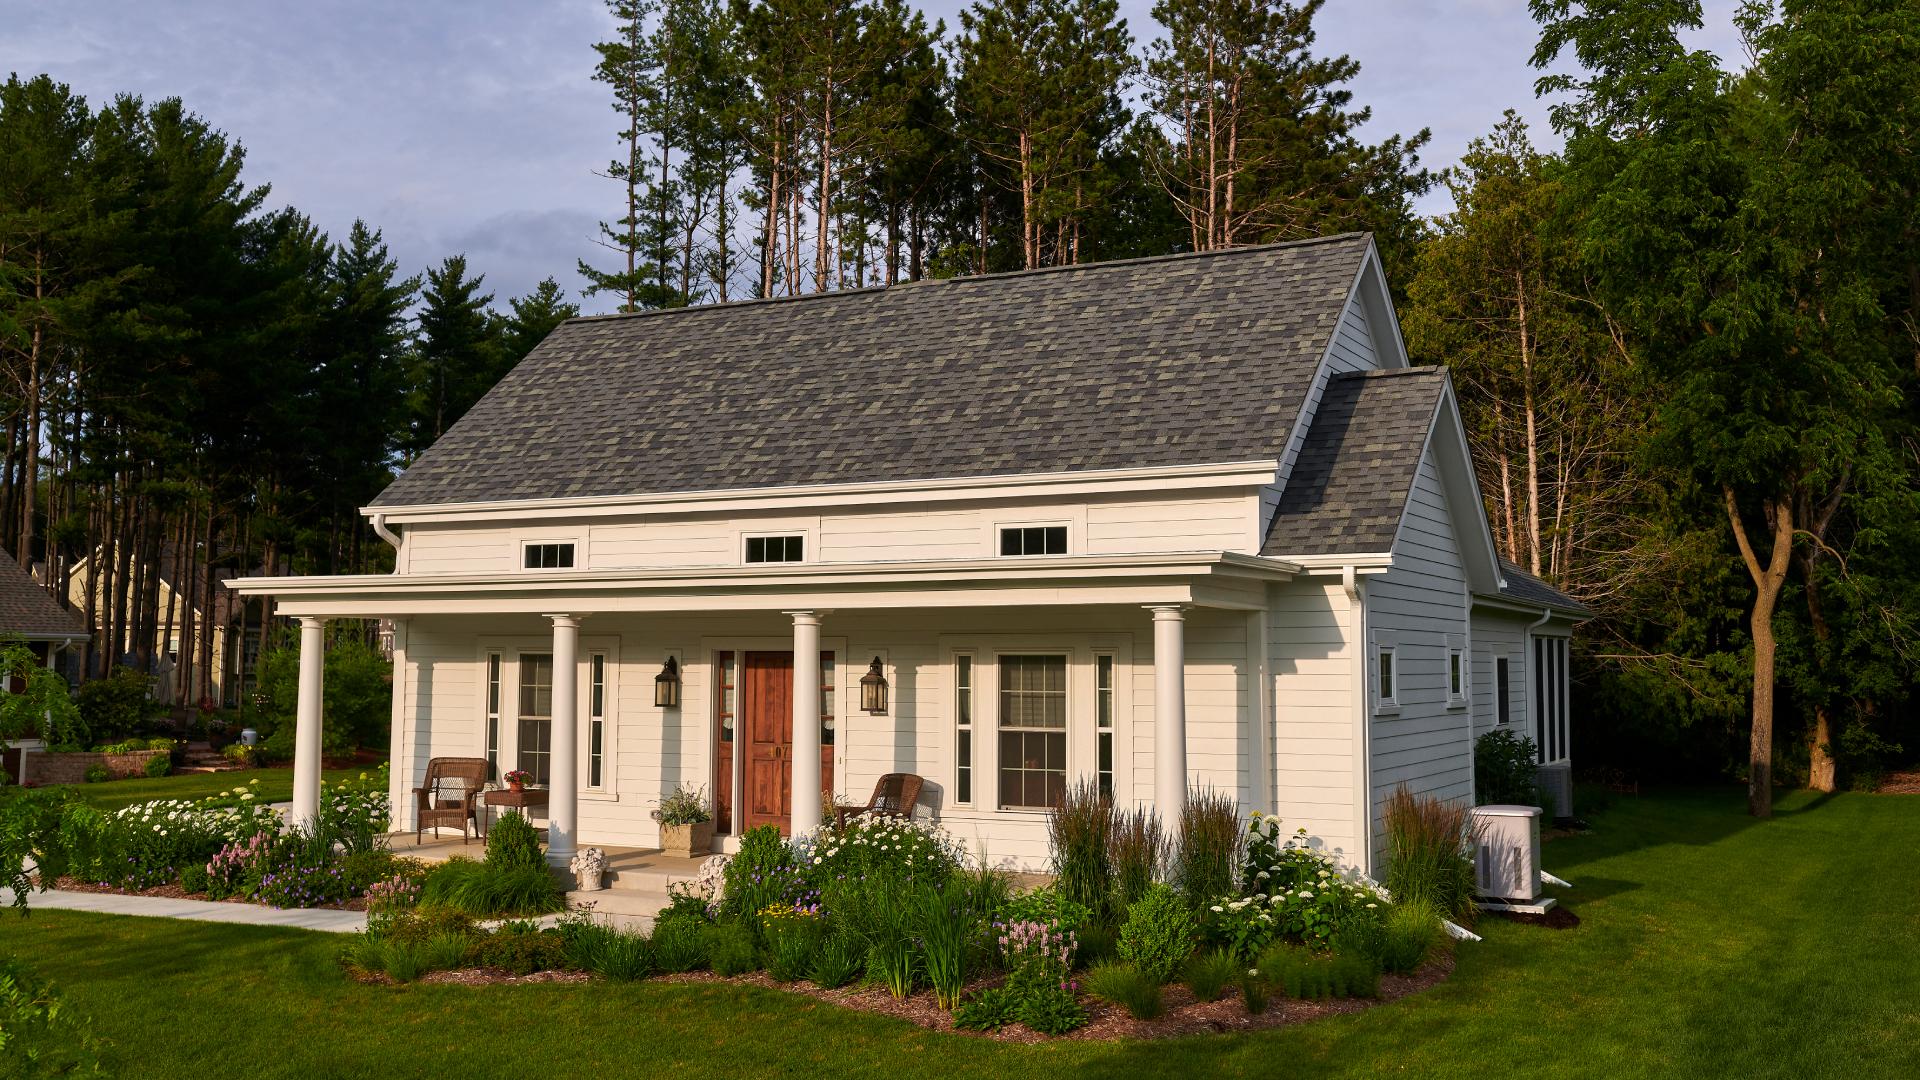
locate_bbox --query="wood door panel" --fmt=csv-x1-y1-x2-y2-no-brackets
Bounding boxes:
742,652,794,832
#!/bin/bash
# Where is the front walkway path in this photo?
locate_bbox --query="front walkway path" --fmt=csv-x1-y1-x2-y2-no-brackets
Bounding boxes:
0,887,368,933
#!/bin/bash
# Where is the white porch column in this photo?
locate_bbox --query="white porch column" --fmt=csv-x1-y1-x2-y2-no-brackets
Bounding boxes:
1150,605,1188,826
547,614,581,866
291,616,328,827
788,610,823,837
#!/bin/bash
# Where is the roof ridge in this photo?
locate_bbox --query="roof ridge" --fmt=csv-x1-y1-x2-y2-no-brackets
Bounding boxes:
1334,365,1447,381
568,233,1374,325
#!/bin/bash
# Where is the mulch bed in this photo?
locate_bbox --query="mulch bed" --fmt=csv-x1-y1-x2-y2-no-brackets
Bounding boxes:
37,875,371,912
340,959,1452,1041
1485,906,1580,930
1877,770,1920,795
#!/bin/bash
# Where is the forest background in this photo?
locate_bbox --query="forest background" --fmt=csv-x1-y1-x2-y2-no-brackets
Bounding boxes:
0,0,1915,811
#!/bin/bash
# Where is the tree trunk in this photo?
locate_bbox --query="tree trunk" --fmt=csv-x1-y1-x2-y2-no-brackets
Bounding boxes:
19,345,38,568
1726,487,1794,818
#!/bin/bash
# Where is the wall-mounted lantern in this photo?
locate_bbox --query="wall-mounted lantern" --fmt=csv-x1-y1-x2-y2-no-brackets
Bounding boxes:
655,656,681,708
860,656,888,714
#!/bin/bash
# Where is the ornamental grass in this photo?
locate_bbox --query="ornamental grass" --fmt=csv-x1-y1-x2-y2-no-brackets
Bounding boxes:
1381,782,1479,921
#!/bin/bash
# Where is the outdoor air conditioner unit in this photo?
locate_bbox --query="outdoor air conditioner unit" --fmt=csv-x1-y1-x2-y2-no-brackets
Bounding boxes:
1473,804,1544,904
1536,762,1574,824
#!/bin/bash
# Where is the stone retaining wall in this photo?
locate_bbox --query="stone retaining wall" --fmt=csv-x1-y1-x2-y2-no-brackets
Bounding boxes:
16,750,169,786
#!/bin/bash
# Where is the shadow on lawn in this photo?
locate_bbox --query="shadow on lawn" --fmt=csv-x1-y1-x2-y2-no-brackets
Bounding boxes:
1544,786,1775,869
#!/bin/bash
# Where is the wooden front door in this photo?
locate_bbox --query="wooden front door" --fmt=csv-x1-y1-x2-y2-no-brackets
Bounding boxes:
739,650,835,835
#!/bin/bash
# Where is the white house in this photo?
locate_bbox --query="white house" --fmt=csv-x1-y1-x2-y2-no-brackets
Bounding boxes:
228,233,1588,876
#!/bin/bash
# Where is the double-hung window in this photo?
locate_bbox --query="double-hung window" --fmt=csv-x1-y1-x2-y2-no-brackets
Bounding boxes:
999,654,1067,809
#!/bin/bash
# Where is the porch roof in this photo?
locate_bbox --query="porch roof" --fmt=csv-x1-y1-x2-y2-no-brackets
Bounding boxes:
224,551,1299,619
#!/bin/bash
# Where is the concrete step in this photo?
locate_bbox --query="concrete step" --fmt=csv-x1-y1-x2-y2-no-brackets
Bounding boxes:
566,889,670,918
603,866,704,893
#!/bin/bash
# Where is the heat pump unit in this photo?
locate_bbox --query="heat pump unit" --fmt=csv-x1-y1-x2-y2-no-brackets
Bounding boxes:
1536,762,1574,824
1473,805,1543,902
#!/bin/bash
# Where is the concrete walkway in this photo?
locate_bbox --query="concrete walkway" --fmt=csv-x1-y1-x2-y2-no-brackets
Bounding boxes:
0,887,368,933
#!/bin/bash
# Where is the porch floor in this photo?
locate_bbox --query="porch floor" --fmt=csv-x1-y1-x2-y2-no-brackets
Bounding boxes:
386,830,710,928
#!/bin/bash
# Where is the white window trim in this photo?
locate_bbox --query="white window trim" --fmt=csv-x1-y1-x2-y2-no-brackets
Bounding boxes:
993,518,1073,557
517,538,581,571
951,650,977,808
581,648,621,797
738,529,812,565
1372,630,1400,715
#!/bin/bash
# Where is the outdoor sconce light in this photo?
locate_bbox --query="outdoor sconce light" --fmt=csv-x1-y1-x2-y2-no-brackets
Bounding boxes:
655,656,681,708
860,656,889,714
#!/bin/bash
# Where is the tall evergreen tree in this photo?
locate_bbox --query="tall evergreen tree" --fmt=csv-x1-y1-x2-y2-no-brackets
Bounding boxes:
406,255,499,456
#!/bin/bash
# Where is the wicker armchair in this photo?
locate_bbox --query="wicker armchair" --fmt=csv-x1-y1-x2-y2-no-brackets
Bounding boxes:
833,773,925,830
414,757,490,844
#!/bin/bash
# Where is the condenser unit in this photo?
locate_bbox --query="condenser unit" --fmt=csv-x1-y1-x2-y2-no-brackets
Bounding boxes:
1536,762,1574,824
1472,804,1555,912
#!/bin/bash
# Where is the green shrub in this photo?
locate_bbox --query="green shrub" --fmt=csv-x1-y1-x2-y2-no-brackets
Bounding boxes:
1241,968,1269,1014
721,824,799,920
475,921,566,975
1048,779,1115,923
1382,783,1479,921
76,666,151,738
179,864,210,894
1475,729,1543,807
1002,886,1091,933
380,941,428,983
1021,986,1089,1034
1117,883,1196,985
1085,961,1163,1020
424,932,471,971
867,935,917,999
1109,807,1166,909
952,986,1022,1031
1182,949,1240,1003
83,764,109,784
1073,921,1118,968
144,754,171,778
484,811,546,874
371,903,483,947
594,928,655,982
1260,943,1379,1000
1174,786,1243,907
342,849,397,894
808,931,864,989
704,921,759,977
651,916,707,973
766,917,824,982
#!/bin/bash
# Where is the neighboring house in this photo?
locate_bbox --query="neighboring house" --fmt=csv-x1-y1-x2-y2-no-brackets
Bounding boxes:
0,554,88,783
231,232,1589,875
61,552,250,706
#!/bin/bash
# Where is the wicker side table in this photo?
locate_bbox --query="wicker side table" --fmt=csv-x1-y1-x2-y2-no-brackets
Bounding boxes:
481,787,550,839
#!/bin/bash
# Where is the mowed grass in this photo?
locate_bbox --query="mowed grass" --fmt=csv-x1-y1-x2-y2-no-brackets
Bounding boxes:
58,767,373,813
11,788,1918,1080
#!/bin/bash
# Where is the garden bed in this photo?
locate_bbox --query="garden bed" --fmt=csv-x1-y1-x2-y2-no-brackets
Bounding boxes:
37,875,372,912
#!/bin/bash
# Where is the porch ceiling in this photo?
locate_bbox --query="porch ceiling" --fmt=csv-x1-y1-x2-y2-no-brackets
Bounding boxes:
225,551,1296,619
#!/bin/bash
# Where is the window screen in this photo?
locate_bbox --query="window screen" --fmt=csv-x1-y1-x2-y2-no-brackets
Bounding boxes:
1000,526,1067,556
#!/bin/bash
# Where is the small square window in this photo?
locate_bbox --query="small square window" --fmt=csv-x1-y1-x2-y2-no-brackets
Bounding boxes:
524,543,574,569
745,535,804,563
999,526,1067,557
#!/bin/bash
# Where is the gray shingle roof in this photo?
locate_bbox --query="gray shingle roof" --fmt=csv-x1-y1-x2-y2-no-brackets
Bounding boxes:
1261,368,1447,557
373,234,1373,507
0,557,85,639
1497,559,1592,615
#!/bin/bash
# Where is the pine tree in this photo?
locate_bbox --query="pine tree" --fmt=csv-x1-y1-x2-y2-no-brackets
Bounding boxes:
406,255,500,455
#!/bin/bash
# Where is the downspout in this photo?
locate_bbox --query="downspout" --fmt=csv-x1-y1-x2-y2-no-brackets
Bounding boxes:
1524,606,1552,756
1345,565,1372,877
1463,583,1476,804
371,514,402,574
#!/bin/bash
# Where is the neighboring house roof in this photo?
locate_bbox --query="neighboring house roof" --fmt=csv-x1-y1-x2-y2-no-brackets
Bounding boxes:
373,234,1375,507
1261,368,1448,557
0,556,86,640
1495,559,1593,616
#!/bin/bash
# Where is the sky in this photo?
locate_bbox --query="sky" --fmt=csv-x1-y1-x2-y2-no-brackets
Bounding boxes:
3,0,1746,317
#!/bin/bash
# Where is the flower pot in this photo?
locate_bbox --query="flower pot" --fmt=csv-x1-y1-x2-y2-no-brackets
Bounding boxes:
660,820,713,859
509,781,524,793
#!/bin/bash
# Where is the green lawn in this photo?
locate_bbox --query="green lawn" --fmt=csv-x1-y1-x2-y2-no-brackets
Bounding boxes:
60,767,376,813
10,787,1918,1080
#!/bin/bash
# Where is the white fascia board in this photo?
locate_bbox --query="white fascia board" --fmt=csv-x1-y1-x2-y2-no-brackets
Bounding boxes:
225,550,1300,598
363,459,1282,526
1470,591,1594,621
1281,553,1395,574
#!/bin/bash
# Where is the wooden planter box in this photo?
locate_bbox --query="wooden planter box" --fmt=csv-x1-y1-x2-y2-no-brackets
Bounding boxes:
660,820,714,859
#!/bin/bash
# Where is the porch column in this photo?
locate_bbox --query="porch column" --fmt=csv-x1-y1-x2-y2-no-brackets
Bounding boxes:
291,616,328,826
1149,605,1188,826
547,614,581,866
788,610,823,837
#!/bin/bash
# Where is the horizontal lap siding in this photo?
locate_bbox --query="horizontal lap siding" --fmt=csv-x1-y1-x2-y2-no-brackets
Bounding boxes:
589,520,730,568
1470,613,1531,743
1367,449,1472,857
820,510,982,562
405,527,513,574
392,624,481,832
1270,579,1360,866
1086,495,1254,555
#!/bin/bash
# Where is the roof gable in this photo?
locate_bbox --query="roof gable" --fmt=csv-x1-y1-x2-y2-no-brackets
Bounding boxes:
374,234,1374,508
0,557,85,639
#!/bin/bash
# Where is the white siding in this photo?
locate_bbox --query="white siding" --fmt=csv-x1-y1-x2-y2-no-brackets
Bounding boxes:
1365,446,1473,855
1086,495,1252,555
1469,610,1532,742
405,526,514,574
818,509,982,562
1269,578,1362,866
589,519,731,568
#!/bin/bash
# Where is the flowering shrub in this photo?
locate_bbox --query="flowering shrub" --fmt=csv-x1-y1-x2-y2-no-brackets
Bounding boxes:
256,861,350,908
48,798,278,892
365,874,423,913
1001,886,1091,932
1198,893,1281,961
1202,878,1383,952
796,813,967,886
994,920,1088,1034
205,833,273,900
1241,815,1337,893
318,765,392,853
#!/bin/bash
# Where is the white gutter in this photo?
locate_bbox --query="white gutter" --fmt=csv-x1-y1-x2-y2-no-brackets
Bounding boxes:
370,514,402,575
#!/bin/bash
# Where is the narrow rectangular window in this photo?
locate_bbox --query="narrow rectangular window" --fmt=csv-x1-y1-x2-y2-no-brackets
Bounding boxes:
999,654,1067,809
955,655,973,804
1496,656,1511,725
589,653,606,789
517,653,554,786
745,535,804,563
1096,654,1114,799
717,651,736,834
1535,638,1547,762
486,653,501,781
523,543,575,569
820,651,835,747
1379,649,1396,704
999,526,1068,556
1449,649,1463,698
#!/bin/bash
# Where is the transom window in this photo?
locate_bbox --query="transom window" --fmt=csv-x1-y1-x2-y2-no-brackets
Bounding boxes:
745,535,803,563
524,543,574,569
1000,526,1067,557
517,653,554,785
999,654,1067,809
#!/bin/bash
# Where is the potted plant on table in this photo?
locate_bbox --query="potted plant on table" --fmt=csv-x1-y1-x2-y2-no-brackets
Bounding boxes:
504,769,533,793
654,783,713,858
